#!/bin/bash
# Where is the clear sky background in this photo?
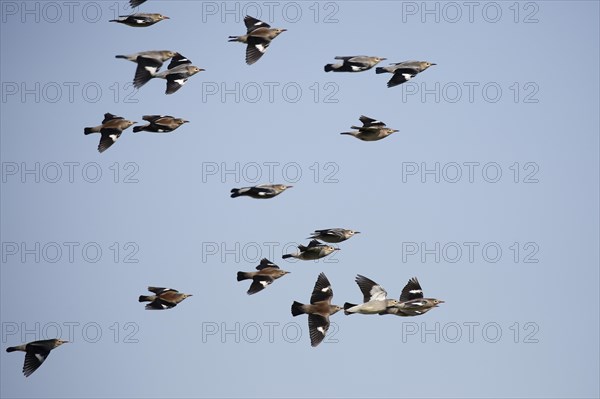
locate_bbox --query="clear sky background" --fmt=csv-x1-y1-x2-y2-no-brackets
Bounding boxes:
1,1,599,398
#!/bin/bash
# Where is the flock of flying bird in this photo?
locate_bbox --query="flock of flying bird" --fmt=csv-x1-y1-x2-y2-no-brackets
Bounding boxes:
6,0,442,377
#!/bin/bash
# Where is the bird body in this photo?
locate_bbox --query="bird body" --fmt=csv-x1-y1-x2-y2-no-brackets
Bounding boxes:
229,16,286,65
291,273,342,347
6,339,68,377
139,287,193,310
375,60,436,87
133,115,189,133
237,258,290,295
344,275,398,315
341,115,398,142
84,113,136,153
324,56,386,72
110,13,169,27
133,53,204,94
308,228,360,243
382,277,444,316
282,239,339,261
230,184,292,199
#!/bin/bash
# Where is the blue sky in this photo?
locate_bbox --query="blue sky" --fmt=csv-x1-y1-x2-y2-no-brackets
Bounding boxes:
1,1,599,398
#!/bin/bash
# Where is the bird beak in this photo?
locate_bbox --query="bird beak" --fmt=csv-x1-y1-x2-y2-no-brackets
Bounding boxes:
355,231,361,234
431,63,437,66
281,29,288,32
380,57,387,61
393,129,400,133
334,247,341,251
188,294,194,297
286,186,293,189
183,120,189,123
199,68,206,72
163,16,170,19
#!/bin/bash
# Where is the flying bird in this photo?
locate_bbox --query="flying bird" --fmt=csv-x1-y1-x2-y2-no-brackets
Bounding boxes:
375,60,436,88
139,287,193,310
134,52,205,94
115,50,176,88
110,13,169,27
291,272,342,347
230,184,292,199
340,115,398,142
237,258,290,295
308,228,360,243
133,115,189,133
344,275,398,315
228,16,287,65
84,113,136,153
324,56,386,72
6,339,68,377
282,239,340,261
383,277,444,316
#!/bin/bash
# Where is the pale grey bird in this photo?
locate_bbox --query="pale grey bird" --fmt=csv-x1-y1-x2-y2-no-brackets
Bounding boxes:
308,228,360,243
344,275,398,315
291,272,342,347
324,56,386,72
237,258,290,295
375,60,436,88
84,113,136,153
115,50,176,88
341,115,398,142
6,339,68,377
230,184,292,199
135,53,205,94
110,13,169,27
133,115,189,133
282,239,340,261
228,15,287,65
139,287,193,310
383,277,444,316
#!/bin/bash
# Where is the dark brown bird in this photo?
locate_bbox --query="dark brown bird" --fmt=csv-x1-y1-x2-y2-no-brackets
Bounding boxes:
110,13,169,27
340,115,399,142
133,115,189,133
6,339,68,377
228,16,287,65
84,113,136,153
291,273,342,347
237,258,290,295
139,287,193,310
382,277,444,316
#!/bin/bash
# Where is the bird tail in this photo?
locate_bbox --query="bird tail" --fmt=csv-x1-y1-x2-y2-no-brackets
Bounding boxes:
324,64,334,72
230,189,240,198
228,36,242,42
291,301,305,316
115,55,127,59
109,19,119,23
340,132,356,136
343,302,357,315
375,67,385,74
139,295,153,302
237,271,251,281
282,254,293,259
5,346,17,353
84,127,99,135
132,126,144,133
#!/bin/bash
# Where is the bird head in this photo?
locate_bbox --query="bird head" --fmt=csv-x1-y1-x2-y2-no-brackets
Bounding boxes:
165,51,177,59
330,305,343,315
373,57,387,63
55,339,69,347
432,299,444,307
190,66,206,75
159,14,170,20
422,61,436,70
175,118,189,125
273,28,287,36
275,184,292,192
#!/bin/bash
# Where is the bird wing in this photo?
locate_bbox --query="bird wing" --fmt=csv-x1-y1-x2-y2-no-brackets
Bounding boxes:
151,116,177,129
308,314,330,347
388,69,418,88
256,258,279,270
167,53,192,69
334,55,367,61
306,239,322,248
244,16,270,32
98,129,123,153
134,56,163,88
147,287,178,295
248,275,274,295
142,115,163,123
399,277,424,302
102,113,123,123
356,275,387,302
165,74,189,95
310,272,334,304
245,38,270,65
359,115,386,127
23,345,52,377
129,0,146,8
145,298,177,310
